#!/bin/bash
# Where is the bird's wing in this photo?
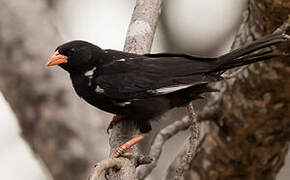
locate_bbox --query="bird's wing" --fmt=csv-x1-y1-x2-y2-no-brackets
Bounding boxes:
94,53,219,100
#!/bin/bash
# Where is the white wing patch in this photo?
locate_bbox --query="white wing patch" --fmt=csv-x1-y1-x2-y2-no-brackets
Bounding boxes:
116,58,126,62
147,85,192,95
114,101,131,107
147,82,206,95
84,67,96,78
95,85,104,94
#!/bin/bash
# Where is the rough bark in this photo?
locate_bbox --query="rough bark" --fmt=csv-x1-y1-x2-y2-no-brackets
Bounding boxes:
175,104,200,179
166,1,290,179
0,1,109,179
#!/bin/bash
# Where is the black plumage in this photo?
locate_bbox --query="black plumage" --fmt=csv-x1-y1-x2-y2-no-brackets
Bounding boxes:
47,32,289,133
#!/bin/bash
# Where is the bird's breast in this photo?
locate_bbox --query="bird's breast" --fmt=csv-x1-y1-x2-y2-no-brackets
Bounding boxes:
70,74,126,114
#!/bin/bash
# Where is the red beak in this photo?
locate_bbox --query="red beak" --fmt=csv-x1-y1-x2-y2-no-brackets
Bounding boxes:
46,50,68,66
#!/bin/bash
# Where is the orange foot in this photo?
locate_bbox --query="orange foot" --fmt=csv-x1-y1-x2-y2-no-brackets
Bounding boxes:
110,134,145,158
107,115,126,134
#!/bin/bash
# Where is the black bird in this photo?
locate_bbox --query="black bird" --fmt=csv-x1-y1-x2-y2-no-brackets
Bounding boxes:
47,32,289,134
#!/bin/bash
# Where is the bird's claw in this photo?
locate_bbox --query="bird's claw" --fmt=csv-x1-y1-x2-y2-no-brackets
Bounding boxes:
111,150,133,159
110,134,145,158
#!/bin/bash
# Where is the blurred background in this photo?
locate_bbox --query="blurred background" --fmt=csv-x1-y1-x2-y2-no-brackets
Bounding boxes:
0,0,289,179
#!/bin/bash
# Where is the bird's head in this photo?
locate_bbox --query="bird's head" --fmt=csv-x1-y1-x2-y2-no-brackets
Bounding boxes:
47,40,101,73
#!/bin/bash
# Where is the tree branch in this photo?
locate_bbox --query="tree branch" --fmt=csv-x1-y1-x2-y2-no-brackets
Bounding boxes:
137,117,190,179
90,0,164,179
123,0,163,54
175,103,200,179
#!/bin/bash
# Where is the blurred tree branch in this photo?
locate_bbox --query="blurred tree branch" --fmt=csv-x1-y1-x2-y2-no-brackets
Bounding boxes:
0,1,109,179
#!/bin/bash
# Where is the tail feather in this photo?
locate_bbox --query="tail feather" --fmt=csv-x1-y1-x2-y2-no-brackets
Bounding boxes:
221,53,283,71
214,32,289,72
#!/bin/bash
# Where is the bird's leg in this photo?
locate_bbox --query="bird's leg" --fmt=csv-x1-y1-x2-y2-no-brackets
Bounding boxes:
110,134,145,158
107,114,126,133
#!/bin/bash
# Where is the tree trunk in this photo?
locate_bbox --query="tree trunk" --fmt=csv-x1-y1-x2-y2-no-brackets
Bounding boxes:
167,1,290,179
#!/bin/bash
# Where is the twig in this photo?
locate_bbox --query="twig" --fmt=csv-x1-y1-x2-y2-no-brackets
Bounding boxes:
175,103,200,179
137,117,191,179
273,15,290,34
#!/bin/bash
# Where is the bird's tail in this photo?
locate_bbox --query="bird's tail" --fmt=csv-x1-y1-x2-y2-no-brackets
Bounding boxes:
213,32,290,72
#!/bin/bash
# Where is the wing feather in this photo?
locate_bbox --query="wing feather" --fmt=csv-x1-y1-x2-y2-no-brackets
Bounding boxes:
95,53,217,100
